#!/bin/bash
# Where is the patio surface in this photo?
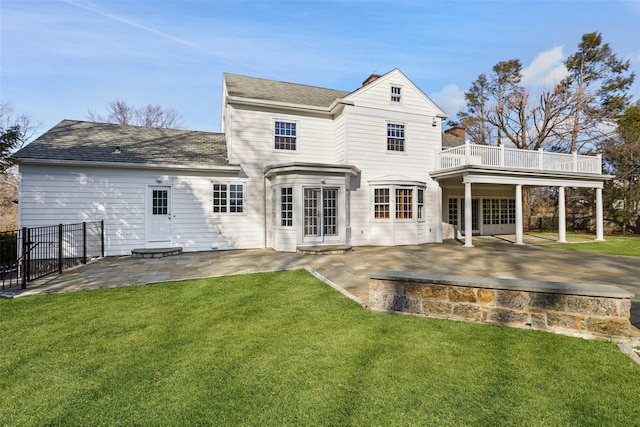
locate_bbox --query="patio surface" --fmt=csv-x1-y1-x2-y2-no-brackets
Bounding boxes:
3,235,640,330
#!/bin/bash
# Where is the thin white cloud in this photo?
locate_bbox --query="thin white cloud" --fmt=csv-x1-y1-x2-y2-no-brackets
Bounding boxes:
429,84,466,117
521,46,569,87
62,0,201,51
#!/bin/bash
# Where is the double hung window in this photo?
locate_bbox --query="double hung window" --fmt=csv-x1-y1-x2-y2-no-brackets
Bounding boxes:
395,188,413,219
374,189,390,219
275,121,297,150
387,123,405,152
213,183,244,213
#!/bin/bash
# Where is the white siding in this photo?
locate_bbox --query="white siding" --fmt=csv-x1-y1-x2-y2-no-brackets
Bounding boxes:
18,164,264,256
339,71,443,247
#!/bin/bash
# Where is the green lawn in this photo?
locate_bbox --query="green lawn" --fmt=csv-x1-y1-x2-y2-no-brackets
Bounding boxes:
533,232,640,256
2,270,639,426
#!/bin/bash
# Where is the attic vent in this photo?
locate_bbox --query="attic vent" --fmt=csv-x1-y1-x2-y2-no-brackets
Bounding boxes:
113,146,121,154
362,74,381,87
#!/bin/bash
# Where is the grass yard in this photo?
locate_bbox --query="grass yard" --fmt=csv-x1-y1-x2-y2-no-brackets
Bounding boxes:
533,232,640,257
1,270,639,426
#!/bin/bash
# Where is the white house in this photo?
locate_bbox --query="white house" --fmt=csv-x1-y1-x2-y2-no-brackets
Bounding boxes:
14,69,611,256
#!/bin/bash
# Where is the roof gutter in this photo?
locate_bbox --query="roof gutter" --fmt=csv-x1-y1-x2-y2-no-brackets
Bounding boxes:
14,157,242,173
227,96,353,116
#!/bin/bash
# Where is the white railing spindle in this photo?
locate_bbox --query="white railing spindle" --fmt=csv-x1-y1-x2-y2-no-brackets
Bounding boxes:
437,144,602,175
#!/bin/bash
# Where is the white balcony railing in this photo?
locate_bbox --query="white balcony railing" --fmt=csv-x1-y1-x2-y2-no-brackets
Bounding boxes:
437,142,602,175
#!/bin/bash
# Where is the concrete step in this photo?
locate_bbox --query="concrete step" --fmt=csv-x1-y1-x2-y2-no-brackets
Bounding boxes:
131,247,182,258
296,245,352,255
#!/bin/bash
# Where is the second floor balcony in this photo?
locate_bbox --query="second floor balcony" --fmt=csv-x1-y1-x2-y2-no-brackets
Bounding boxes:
436,142,603,175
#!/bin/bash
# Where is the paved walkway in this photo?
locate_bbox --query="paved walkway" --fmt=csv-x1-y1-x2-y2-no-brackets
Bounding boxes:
3,236,640,328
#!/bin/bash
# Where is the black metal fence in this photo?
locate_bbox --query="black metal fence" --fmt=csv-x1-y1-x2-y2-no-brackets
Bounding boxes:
526,216,593,233
0,221,104,290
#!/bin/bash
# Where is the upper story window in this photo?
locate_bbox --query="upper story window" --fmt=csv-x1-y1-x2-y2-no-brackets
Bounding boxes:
387,123,405,152
275,121,296,150
213,183,244,213
391,86,402,103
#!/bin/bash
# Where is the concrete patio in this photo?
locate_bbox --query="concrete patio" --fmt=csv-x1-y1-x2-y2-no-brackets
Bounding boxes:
3,236,639,330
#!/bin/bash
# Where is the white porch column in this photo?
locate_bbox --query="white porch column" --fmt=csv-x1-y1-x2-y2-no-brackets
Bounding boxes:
558,186,567,243
464,181,473,247
434,183,443,243
595,187,605,241
515,184,524,245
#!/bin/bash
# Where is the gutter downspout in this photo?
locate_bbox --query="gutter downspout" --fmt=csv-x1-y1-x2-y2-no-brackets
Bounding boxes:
263,174,267,248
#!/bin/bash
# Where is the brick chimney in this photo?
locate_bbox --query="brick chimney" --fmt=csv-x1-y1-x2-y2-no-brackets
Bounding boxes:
445,126,466,140
362,74,382,86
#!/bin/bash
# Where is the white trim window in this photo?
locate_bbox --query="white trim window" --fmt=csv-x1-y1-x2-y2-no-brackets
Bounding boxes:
448,198,459,225
391,86,402,103
395,188,413,219
280,187,293,227
213,183,244,213
387,123,405,152
373,185,425,221
482,199,515,225
374,188,390,219
275,121,297,150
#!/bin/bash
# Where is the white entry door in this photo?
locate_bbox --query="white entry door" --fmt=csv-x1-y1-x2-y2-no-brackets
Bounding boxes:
148,186,172,242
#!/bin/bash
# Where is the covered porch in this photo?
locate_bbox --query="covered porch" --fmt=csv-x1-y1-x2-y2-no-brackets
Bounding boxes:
431,142,612,247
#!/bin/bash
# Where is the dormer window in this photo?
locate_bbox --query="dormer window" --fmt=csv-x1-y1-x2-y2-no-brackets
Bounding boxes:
275,121,297,150
391,86,402,103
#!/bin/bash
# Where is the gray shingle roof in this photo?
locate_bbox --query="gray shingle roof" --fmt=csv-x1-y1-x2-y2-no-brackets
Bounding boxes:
13,120,230,168
442,133,465,148
224,73,351,108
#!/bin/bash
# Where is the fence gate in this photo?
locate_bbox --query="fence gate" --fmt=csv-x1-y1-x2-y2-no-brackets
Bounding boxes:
0,221,104,291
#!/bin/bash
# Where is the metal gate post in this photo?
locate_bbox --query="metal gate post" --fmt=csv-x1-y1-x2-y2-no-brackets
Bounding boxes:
21,227,28,289
58,224,63,274
101,220,105,257
82,222,87,264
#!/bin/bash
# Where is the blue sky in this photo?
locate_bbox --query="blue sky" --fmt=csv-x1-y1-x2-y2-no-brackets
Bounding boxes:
2,0,639,138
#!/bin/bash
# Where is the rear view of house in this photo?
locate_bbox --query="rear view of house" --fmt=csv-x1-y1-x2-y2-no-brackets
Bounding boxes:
14,69,610,255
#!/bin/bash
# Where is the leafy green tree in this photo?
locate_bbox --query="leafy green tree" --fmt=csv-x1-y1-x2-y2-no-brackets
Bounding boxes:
602,102,640,233
562,32,635,153
0,125,19,174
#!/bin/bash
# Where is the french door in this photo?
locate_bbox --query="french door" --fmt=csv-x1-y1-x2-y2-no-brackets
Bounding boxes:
303,188,338,243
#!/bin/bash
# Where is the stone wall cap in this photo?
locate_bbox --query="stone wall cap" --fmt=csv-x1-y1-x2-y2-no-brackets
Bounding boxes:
369,271,634,299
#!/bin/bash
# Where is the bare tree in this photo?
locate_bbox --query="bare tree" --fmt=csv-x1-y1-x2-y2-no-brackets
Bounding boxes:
0,104,40,150
87,99,184,129
459,61,573,150
458,33,634,155
0,104,40,230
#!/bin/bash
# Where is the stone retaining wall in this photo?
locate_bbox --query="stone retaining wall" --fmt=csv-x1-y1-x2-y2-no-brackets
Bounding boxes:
369,271,634,340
